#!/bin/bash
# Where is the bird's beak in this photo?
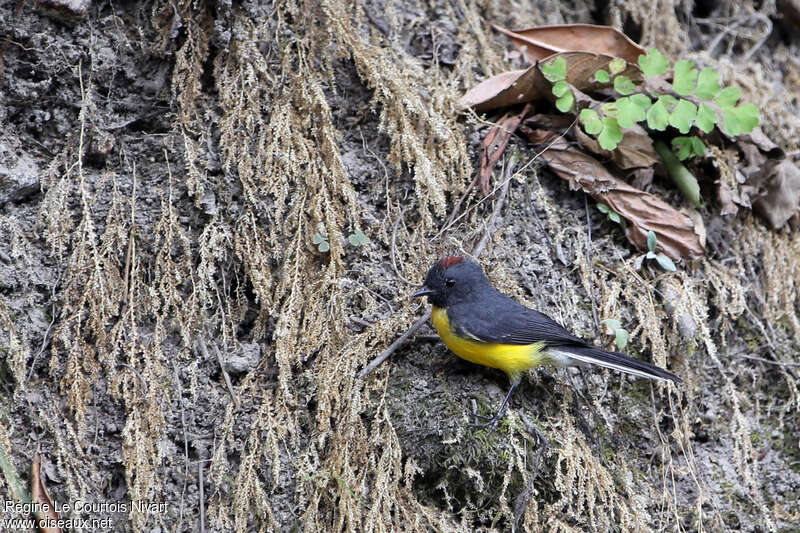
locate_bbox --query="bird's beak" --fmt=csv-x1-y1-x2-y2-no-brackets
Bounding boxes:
412,286,434,298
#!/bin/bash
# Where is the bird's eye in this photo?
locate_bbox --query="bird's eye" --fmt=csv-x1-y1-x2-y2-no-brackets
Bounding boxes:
445,278,455,287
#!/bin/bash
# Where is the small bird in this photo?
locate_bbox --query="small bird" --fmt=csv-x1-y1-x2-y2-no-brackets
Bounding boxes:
413,256,681,430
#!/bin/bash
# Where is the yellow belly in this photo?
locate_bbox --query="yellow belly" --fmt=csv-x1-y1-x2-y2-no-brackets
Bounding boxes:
431,306,545,379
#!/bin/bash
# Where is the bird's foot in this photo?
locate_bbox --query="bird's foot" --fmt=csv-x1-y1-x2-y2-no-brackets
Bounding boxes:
472,408,508,435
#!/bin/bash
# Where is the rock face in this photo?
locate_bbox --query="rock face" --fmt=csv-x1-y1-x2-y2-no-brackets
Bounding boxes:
0,143,40,205
221,343,261,374
0,1,799,532
35,0,91,20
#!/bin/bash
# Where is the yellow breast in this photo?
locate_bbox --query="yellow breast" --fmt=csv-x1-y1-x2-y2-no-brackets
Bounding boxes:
431,306,545,379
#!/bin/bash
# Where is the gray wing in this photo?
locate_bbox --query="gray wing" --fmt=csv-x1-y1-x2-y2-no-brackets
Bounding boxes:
448,292,588,347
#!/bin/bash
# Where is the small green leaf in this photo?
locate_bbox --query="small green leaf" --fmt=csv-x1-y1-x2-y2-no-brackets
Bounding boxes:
613,75,637,95
714,86,740,108
616,96,647,128
580,108,603,135
596,203,610,214
646,99,669,130
722,109,740,136
541,56,567,82
655,253,677,271
312,233,325,244
615,328,629,350
638,48,669,77
671,137,693,161
601,318,621,330
353,229,369,244
672,59,698,95
647,230,657,252
731,103,760,134
608,211,621,224
594,69,610,83
629,93,652,111
600,102,616,115
555,92,574,112
695,103,717,133
598,118,623,150
659,94,679,111
318,241,330,252
669,99,697,134
348,234,359,246
552,80,570,97
690,136,705,158
720,104,758,136
646,250,657,259
695,67,721,100
608,57,627,75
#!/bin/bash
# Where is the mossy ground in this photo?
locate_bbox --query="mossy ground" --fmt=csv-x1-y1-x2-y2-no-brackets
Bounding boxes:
0,0,799,531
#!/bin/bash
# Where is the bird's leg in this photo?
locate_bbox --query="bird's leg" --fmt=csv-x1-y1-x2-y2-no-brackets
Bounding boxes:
474,380,519,434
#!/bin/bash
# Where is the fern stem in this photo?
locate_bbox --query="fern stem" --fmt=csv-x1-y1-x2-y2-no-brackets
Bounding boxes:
654,140,701,207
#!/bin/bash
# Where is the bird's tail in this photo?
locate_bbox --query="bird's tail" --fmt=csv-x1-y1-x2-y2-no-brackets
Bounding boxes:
553,345,681,383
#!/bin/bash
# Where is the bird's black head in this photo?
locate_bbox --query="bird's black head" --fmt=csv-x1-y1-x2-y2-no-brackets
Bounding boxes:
412,257,490,308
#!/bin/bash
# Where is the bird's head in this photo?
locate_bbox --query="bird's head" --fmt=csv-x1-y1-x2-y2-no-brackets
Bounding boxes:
412,257,489,307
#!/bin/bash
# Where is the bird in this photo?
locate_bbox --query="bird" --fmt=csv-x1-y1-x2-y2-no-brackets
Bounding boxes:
412,256,681,430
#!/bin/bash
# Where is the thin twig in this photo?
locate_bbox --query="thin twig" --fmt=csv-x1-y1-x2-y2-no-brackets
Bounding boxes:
513,413,550,532
27,284,57,383
741,13,772,62
443,174,480,229
197,337,239,409
390,207,412,286
198,459,206,533
473,159,514,257
433,121,576,242
174,364,190,530
212,342,240,409
521,177,557,259
743,303,775,349
584,196,600,333
350,316,374,328
706,18,744,56
357,311,430,378
121,226,133,306
118,363,148,397
735,353,800,368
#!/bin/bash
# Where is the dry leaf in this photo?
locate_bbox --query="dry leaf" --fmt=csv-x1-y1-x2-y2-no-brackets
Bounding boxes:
460,52,641,112
526,129,705,260
717,180,742,216
479,104,532,194
630,167,655,190
553,51,642,91
31,452,62,533
492,24,646,64
574,124,659,169
753,160,800,229
522,114,575,130
460,65,550,112
740,127,784,157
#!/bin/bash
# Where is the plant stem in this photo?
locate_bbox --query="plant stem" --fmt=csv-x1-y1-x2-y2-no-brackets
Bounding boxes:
654,140,701,207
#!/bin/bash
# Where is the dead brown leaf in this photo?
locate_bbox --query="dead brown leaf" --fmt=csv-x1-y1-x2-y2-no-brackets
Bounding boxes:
492,24,646,64
753,160,800,229
461,51,641,112
479,103,532,194
552,51,643,91
460,66,550,112
526,129,705,260
741,127,784,158
522,114,575,130
31,452,62,533
574,124,659,169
